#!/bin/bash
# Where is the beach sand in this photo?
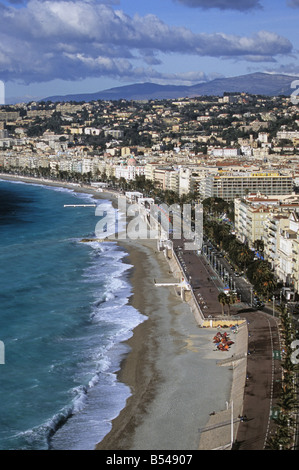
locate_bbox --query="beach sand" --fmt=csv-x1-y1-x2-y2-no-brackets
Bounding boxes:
96,237,242,450
0,174,246,450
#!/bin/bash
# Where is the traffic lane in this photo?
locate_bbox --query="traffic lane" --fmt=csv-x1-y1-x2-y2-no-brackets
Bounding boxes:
203,246,251,300
175,239,282,449
174,239,253,307
235,311,280,450
172,240,225,316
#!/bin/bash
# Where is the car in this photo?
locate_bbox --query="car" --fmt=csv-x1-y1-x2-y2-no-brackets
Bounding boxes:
253,301,265,309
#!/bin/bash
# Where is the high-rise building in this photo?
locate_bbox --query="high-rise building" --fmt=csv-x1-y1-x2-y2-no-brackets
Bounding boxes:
199,171,293,202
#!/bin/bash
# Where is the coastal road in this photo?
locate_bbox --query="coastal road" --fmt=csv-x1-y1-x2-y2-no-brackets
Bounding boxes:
171,236,282,450
172,239,225,317
234,310,281,450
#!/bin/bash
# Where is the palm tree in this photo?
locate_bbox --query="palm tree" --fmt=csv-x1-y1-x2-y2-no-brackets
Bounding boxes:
253,239,264,254
218,292,227,315
236,248,254,272
259,274,277,300
225,292,237,316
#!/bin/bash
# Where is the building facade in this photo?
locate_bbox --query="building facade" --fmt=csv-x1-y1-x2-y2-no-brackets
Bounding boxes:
200,171,293,202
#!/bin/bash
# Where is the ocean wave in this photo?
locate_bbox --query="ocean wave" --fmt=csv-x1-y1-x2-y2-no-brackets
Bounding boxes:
1,181,145,450
46,234,145,449
12,384,88,450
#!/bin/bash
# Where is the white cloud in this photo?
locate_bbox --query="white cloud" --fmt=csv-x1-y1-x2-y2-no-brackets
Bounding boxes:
174,0,262,10
0,0,293,84
263,63,299,76
287,0,299,7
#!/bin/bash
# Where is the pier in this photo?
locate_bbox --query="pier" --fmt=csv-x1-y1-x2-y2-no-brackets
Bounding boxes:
64,204,96,207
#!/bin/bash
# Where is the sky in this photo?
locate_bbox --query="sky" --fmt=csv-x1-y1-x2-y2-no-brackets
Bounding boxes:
0,0,298,103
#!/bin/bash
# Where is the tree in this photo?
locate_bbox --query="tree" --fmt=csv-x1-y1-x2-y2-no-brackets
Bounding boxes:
253,239,264,253
236,248,254,271
252,264,276,299
225,292,237,316
218,292,228,316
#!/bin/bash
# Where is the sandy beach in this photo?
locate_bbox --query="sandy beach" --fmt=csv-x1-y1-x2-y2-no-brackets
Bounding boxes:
96,236,245,450
0,174,247,450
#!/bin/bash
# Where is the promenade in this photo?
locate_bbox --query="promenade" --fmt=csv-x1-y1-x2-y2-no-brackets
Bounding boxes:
170,237,282,450
234,310,281,450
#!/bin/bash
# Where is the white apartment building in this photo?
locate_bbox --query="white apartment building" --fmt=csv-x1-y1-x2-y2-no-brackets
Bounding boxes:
265,212,299,291
289,212,299,293
115,164,145,181
211,148,241,158
264,215,287,272
200,171,293,202
179,167,192,196
84,127,101,136
144,163,158,182
277,224,296,286
277,130,299,140
235,193,299,293
165,169,179,193
258,132,269,144
235,198,272,246
235,194,299,246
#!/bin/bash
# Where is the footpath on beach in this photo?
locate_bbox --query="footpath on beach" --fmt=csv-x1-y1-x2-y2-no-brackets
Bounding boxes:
161,238,249,449
198,322,248,450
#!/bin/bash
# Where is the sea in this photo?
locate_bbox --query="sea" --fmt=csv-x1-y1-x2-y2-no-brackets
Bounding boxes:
0,178,146,450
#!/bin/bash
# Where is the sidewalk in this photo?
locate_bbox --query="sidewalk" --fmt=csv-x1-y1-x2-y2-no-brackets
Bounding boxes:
171,240,282,450
233,311,281,450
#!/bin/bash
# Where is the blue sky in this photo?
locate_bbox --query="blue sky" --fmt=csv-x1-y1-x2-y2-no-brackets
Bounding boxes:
0,0,298,103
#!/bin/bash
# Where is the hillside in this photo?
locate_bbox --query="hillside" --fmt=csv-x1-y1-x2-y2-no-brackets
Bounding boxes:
44,72,297,102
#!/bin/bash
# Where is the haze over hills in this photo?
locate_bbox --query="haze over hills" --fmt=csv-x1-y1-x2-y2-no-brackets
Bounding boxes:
44,72,298,103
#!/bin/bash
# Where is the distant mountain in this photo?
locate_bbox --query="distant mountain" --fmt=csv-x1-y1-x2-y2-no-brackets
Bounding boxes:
44,72,298,103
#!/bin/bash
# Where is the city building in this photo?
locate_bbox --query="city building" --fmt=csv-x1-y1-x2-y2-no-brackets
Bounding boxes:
200,171,293,202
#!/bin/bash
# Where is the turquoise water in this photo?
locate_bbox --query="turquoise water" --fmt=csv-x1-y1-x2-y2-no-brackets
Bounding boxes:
0,180,145,450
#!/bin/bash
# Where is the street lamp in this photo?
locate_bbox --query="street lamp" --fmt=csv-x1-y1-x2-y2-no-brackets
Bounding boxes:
226,400,234,449
231,400,234,449
273,295,275,317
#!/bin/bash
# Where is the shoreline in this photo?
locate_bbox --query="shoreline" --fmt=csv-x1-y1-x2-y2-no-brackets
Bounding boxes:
97,237,246,450
0,174,246,450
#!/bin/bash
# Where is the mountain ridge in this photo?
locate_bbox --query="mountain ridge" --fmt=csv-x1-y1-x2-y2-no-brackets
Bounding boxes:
44,72,298,103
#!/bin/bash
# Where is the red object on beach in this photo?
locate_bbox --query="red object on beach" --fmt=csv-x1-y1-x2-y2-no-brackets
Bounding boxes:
212,329,235,350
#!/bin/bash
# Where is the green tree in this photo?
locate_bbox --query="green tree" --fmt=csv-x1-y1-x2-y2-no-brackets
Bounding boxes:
236,247,254,271
218,292,228,316
225,292,237,316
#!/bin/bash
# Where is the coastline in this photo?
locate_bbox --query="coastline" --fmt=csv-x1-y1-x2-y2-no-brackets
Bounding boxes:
97,236,246,450
0,174,246,450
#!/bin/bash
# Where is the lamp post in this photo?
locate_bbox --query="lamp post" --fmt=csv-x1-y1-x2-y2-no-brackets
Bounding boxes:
226,400,234,449
231,400,234,449
273,295,275,317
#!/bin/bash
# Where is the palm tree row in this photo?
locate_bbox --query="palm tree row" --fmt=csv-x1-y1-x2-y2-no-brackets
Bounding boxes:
266,307,298,450
247,260,277,301
204,217,277,300
218,291,238,316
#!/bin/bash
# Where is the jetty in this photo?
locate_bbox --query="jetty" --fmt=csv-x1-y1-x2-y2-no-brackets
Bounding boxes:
64,204,96,207
80,238,110,243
